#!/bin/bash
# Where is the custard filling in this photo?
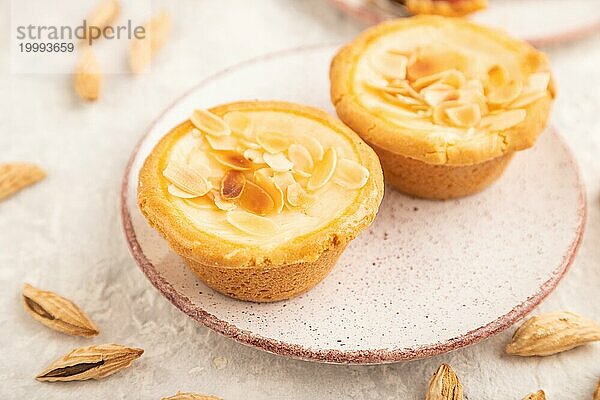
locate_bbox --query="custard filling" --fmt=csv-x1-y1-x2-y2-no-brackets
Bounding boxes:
162,108,370,248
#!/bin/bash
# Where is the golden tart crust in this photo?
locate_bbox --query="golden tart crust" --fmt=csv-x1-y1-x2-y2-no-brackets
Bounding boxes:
137,101,383,301
331,16,555,167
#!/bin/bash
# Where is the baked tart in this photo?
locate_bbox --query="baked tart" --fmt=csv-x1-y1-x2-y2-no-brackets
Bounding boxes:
138,101,383,302
331,16,555,199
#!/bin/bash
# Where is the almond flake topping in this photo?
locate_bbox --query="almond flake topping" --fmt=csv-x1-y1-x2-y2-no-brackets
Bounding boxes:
168,184,198,199
223,111,254,138
333,159,370,189
226,210,277,236
163,162,210,196
254,172,284,213
286,182,314,208
445,104,481,128
263,152,293,172
220,170,246,200
214,151,252,170
288,144,314,173
190,109,231,137
238,180,275,216
307,147,337,191
371,51,408,80
243,149,264,164
256,131,290,154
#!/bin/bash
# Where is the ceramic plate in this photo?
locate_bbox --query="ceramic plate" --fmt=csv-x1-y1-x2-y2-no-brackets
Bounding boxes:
329,0,600,46
121,45,586,364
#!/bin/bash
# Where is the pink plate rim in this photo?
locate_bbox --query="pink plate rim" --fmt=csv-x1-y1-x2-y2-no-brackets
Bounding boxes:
120,45,587,364
328,0,600,47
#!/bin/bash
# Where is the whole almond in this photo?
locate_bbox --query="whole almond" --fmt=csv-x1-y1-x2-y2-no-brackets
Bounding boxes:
0,163,46,201
522,390,546,400
425,364,463,400
22,283,98,337
506,311,600,356
130,11,171,74
36,344,143,382
83,0,121,43
74,48,102,101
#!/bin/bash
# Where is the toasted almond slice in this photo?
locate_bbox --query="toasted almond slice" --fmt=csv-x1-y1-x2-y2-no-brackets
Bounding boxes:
168,184,199,199
407,49,468,82
220,170,246,200
226,210,276,236
214,151,251,170
163,162,210,196
421,83,458,107
223,111,254,139
388,92,425,107
300,135,324,162
183,196,215,210
294,169,311,178
487,80,523,105
256,131,290,154
432,100,465,125
333,159,370,190
205,135,238,151
210,191,236,211
371,51,408,80
479,109,526,131
288,144,314,173
272,171,296,192
307,147,337,191
254,173,284,213
238,180,275,215
263,153,293,172
243,149,264,164
190,109,231,137
286,182,315,208
239,138,261,149
413,69,466,91
487,64,508,87
445,104,481,128
508,90,547,109
464,79,485,95
458,87,488,116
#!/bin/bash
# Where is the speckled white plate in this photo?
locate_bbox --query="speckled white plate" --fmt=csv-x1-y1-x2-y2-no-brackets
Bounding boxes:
329,0,600,46
121,45,586,364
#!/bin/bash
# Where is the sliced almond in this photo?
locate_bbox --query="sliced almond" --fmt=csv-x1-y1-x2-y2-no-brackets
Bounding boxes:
272,171,296,192
300,135,324,162
263,153,293,172
223,111,254,139
220,170,246,200
74,48,102,101
214,151,251,170
307,147,337,191
432,100,465,126
130,11,171,74
487,80,523,105
445,104,481,128
333,159,370,190
205,135,238,151
163,162,210,196
487,64,508,87
239,138,261,149
371,51,408,80
256,131,290,154
479,109,526,131
212,191,236,211
226,210,276,236
288,144,314,173
243,149,264,164
168,184,198,199
508,90,547,109
413,69,466,91
190,109,230,137
238,180,275,215
383,92,426,109
183,196,215,210
286,182,314,208
254,173,284,213
522,390,547,400
421,83,458,107
525,72,551,94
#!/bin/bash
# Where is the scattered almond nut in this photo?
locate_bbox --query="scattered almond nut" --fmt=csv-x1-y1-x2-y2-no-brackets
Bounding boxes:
425,364,463,400
506,311,600,356
74,48,102,101
190,109,231,137
130,10,171,74
333,158,370,190
0,163,46,202
163,162,210,196
22,283,98,338
226,210,276,236
521,390,546,400
307,147,337,191
83,0,120,43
